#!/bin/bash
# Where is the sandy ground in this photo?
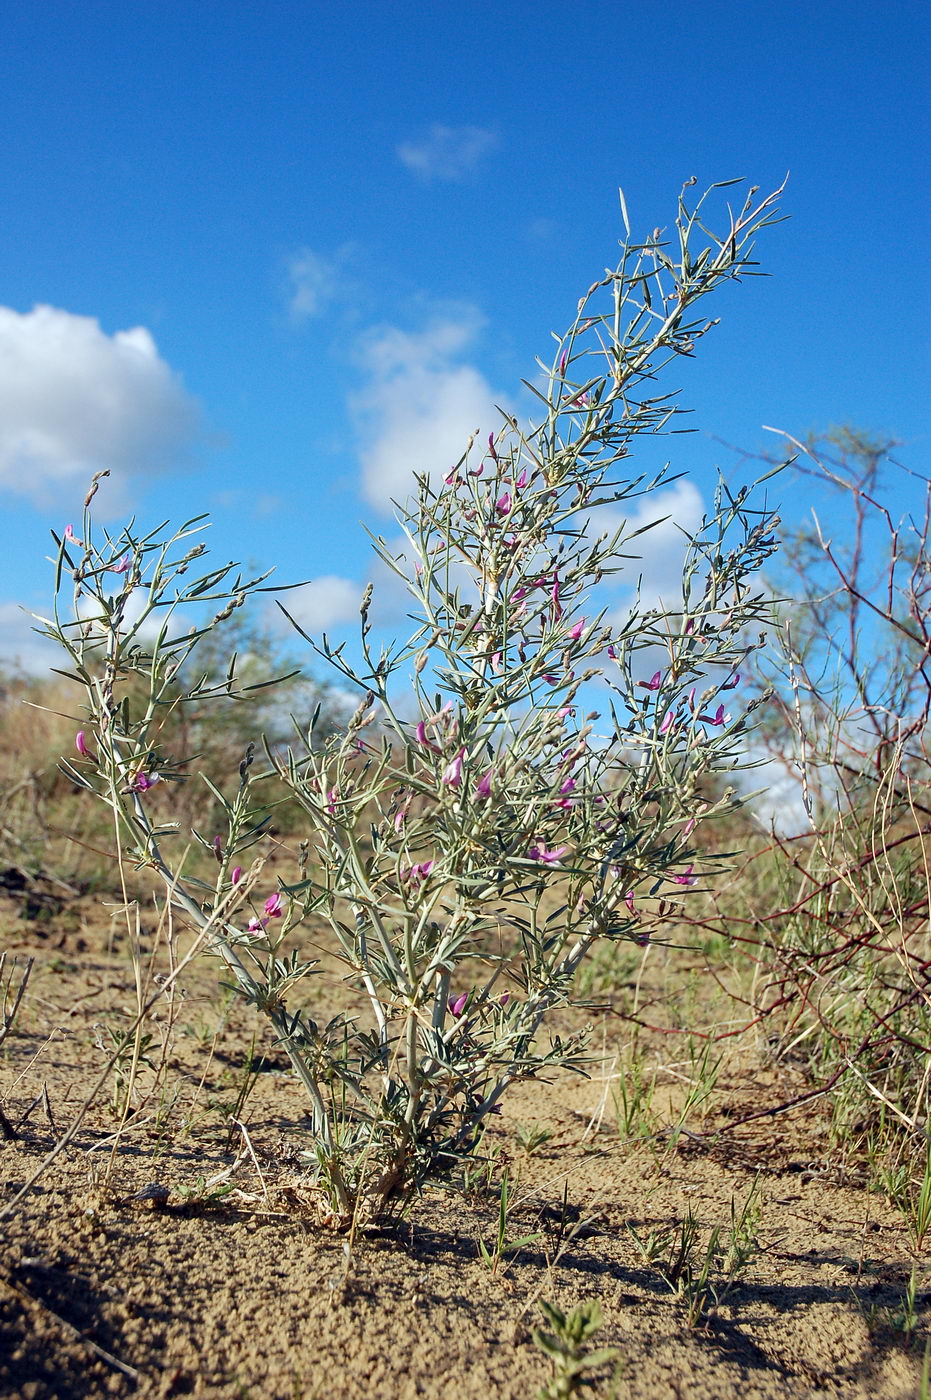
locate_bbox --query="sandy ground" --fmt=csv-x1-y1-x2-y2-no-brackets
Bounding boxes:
0,896,926,1399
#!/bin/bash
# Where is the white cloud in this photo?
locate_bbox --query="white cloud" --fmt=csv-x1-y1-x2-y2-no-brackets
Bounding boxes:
285,245,354,323
0,305,201,507
0,603,59,674
397,124,497,181
350,306,505,510
286,574,362,631
600,480,706,612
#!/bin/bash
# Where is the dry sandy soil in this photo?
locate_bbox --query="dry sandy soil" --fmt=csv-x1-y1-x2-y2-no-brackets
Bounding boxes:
0,893,926,1400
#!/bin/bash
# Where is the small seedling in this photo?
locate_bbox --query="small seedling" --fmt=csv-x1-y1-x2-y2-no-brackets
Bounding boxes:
628,1180,761,1327
516,1122,555,1156
533,1298,618,1399
477,1168,542,1275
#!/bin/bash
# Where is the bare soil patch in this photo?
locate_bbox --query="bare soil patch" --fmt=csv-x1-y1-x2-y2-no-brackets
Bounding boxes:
0,899,926,1399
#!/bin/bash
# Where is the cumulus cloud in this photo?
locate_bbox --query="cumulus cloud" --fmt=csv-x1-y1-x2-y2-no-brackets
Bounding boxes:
286,574,363,632
0,603,59,674
0,305,201,506
397,124,497,181
600,479,706,612
285,245,355,323
350,306,505,511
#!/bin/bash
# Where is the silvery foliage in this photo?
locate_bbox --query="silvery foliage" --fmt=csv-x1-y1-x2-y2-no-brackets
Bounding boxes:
45,179,784,1217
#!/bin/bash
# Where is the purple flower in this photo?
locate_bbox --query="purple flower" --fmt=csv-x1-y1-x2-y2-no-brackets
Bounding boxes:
75,730,90,758
659,709,675,735
556,776,576,809
568,618,585,641
442,747,465,788
231,866,243,885
551,576,562,620
558,350,567,376
528,841,569,865
515,468,528,490
475,769,493,799
496,491,512,516
212,835,223,856
111,554,130,574
264,893,284,918
721,672,741,690
624,890,636,914
698,704,728,727
402,860,435,888
488,432,498,461
642,671,662,691
499,991,511,1007
133,771,159,793
448,992,468,1019
607,645,617,660
246,916,267,934
64,524,81,546
673,865,697,887
415,720,441,753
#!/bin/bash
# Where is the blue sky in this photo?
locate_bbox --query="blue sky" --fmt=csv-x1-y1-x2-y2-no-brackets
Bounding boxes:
0,0,927,672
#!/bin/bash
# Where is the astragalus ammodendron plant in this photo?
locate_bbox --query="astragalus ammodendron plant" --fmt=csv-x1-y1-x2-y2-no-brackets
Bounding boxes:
45,178,785,1221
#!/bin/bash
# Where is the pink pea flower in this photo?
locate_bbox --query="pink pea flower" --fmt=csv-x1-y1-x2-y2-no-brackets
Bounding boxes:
499,991,511,1007
448,992,468,1019
75,730,90,758
231,866,243,885
528,842,569,865
393,808,406,832
515,468,528,490
475,769,493,799
468,463,485,477
415,720,441,754
721,672,741,690
326,788,339,814
442,748,465,788
698,704,728,727
402,861,434,888
558,350,567,376
496,491,512,516
111,554,131,574
684,618,695,635
659,710,675,735
488,432,498,461
624,890,636,914
673,865,697,886
642,671,662,691
568,618,585,641
133,771,160,793
607,645,617,660
556,776,576,809
551,576,562,620
490,651,503,675
264,893,285,919
212,835,223,856
543,673,559,685
682,817,696,836
64,524,81,546
247,916,267,934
